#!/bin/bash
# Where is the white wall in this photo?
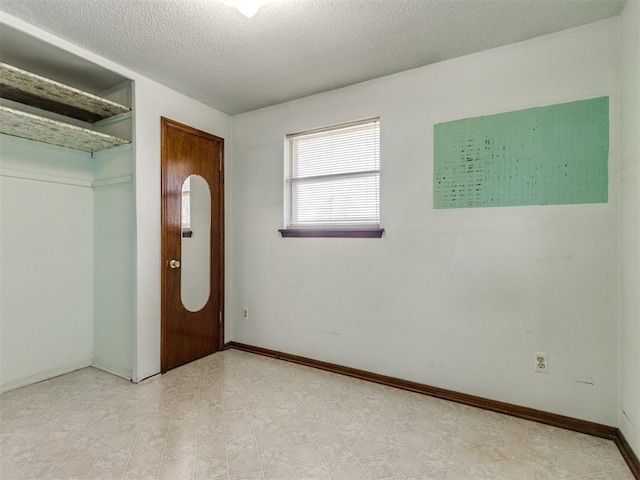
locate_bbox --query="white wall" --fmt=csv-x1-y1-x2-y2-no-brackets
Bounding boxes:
619,0,640,457
93,146,135,379
0,136,94,391
231,19,620,425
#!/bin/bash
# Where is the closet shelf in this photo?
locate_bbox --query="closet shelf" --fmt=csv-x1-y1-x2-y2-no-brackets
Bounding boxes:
0,62,130,123
0,106,130,153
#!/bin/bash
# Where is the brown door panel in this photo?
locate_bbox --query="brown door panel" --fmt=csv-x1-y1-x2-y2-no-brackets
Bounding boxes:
161,117,224,373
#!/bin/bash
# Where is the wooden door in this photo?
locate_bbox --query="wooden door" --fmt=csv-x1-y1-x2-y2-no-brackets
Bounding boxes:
161,117,224,373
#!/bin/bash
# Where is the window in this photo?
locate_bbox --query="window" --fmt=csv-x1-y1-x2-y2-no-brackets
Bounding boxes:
181,176,192,237
281,118,383,238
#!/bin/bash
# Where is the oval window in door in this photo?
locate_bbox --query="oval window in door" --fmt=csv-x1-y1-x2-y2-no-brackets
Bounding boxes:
181,174,211,312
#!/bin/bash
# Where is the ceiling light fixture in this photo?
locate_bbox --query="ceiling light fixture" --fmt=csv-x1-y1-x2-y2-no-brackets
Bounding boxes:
222,0,271,18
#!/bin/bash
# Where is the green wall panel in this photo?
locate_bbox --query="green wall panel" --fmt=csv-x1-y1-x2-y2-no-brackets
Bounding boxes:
433,97,609,209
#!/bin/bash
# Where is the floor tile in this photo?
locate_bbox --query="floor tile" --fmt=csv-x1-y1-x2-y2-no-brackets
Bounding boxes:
15,459,59,479
318,440,355,463
0,460,26,479
158,458,194,479
260,446,294,470
92,448,132,472
329,459,369,480
388,451,433,475
121,463,160,480
228,450,261,476
127,445,164,467
345,434,385,458
435,468,476,479
230,473,265,480
289,443,325,466
54,453,95,476
295,463,333,480
360,455,403,479
86,469,125,479
256,430,287,450
263,467,299,479
194,455,227,479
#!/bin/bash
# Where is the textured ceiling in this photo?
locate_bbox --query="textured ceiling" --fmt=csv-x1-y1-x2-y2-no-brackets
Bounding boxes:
0,0,627,115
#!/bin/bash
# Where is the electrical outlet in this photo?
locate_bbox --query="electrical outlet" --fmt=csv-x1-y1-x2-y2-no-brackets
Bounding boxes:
242,307,249,320
534,352,548,373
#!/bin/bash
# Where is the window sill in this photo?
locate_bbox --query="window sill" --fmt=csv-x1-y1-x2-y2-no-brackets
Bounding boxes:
279,228,384,238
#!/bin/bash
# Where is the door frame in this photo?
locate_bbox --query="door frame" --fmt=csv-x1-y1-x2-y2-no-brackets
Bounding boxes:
160,117,225,372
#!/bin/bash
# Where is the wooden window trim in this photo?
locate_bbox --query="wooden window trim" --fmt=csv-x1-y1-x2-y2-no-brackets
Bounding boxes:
279,228,384,238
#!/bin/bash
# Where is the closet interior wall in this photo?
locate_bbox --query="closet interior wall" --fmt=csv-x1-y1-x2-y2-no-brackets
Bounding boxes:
0,26,135,391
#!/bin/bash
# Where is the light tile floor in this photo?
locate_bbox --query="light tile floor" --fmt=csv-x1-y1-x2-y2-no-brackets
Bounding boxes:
0,350,634,480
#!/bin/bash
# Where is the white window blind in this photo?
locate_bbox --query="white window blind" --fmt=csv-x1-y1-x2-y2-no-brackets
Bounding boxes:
285,118,380,229
181,176,191,232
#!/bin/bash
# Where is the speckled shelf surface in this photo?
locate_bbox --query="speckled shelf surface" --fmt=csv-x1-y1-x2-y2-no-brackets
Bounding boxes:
0,62,130,123
0,106,130,153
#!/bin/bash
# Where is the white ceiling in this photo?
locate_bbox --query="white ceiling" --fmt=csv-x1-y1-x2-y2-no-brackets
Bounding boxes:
0,0,627,115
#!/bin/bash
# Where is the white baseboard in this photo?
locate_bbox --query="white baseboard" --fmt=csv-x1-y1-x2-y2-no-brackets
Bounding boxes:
0,360,92,393
91,358,133,380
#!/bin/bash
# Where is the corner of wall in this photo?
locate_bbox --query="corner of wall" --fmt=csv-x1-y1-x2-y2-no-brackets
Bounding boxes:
619,0,640,458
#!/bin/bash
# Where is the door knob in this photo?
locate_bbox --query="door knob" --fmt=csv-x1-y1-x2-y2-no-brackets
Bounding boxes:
169,259,181,269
